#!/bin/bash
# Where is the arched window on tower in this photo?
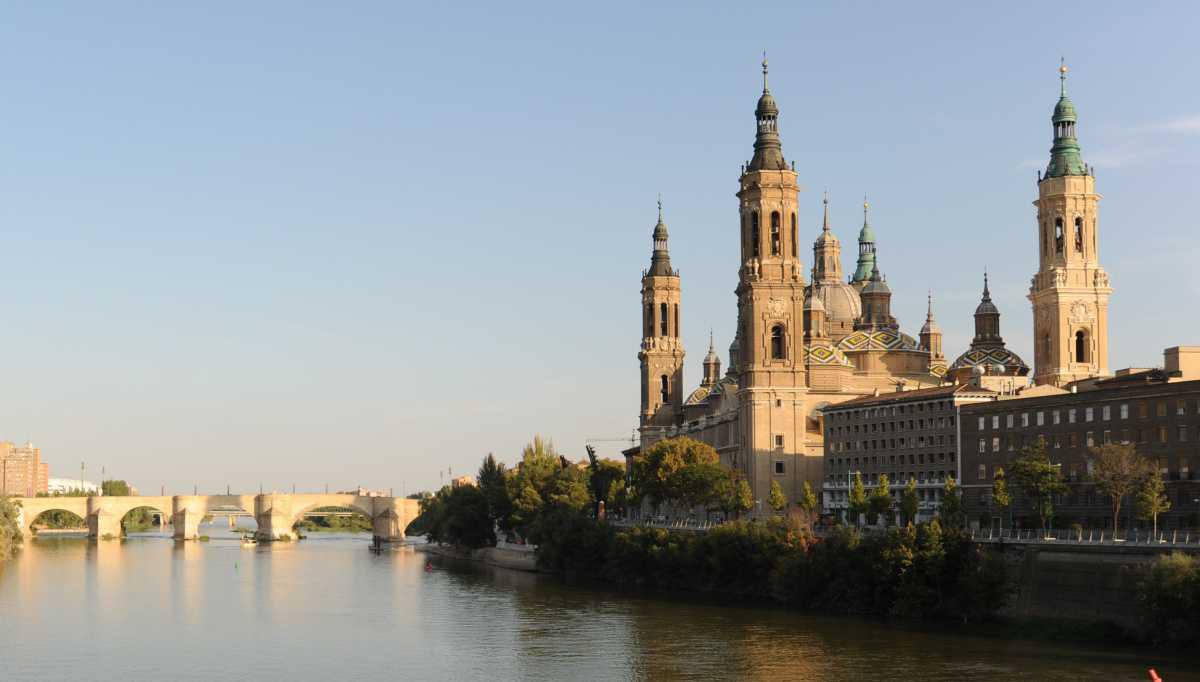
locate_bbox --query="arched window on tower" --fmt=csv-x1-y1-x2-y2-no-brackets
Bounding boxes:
751,212,760,259
790,213,797,258
673,304,679,338
1055,218,1064,254
644,303,652,337
660,375,669,404
1075,330,1089,363
1074,217,1084,253
770,212,781,256
659,302,668,336
770,325,786,360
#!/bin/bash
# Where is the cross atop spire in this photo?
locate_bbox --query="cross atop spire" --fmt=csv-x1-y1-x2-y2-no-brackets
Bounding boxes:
762,52,769,92
657,193,663,222
1059,57,1068,97
822,190,831,232
983,269,991,300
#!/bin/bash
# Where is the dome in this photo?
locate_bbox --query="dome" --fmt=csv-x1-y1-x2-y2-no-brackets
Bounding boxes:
808,281,861,323
949,347,1030,375
974,298,999,316
1053,96,1077,123
756,91,778,117
804,289,825,312
652,220,668,241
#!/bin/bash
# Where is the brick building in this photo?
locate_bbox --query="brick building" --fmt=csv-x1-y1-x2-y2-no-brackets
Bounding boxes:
0,441,48,497
961,349,1200,531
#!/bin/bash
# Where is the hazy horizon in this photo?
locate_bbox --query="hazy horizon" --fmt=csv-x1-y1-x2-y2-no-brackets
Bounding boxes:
2,2,1198,494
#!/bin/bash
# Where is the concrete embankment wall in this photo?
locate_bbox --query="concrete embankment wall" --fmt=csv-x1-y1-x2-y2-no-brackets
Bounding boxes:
998,543,1196,628
419,543,540,572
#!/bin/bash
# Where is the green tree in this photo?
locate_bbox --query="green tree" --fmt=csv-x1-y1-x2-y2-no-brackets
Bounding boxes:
1090,442,1151,535
630,437,720,513
868,474,892,526
991,466,1011,531
101,479,132,496
847,471,867,527
768,480,787,513
585,446,625,518
0,496,22,559
1136,469,1171,538
733,478,754,519
1009,438,1067,534
797,481,818,529
900,477,919,527
940,477,965,529
477,453,512,532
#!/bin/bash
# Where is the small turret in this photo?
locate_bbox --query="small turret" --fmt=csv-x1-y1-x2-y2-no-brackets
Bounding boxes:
747,56,787,172
850,198,876,288
701,331,722,387
919,290,943,361
1044,59,1088,179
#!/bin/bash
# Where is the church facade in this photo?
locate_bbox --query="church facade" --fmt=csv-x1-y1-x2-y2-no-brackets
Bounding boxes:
630,60,1111,511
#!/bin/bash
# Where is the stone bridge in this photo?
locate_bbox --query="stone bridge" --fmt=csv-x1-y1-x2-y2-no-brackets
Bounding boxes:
10,493,420,543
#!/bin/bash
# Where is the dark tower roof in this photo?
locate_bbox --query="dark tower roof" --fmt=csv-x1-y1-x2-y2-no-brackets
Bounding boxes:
747,57,788,172
647,196,675,277
972,271,1004,346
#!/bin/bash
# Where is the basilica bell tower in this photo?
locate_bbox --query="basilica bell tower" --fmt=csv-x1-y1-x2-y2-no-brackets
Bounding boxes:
732,58,810,493
1029,62,1111,386
638,199,685,441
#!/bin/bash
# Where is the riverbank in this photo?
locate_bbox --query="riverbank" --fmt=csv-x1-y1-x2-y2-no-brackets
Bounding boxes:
418,541,539,572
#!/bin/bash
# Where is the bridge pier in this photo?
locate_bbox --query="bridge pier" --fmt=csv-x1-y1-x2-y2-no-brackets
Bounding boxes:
172,496,206,540
255,494,295,541
87,496,123,540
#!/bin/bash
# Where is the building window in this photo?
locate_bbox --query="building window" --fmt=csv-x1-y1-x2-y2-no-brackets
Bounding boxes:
660,375,669,403
774,460,785,474
992,437,1000,452
770,211,781,256
1054,410,1061,425
1139,402,1149,419
1178,400,1188,416
1085,407,1094,422
774,434,784,450
1178,426,1188,443
1086,431,1094,447
1054,217,1064,253
1157,402,1167,417
1037,411,1045,426
1103,405,1111,421
750,212,760,258
1053,434,1062,449
978,464,987,481
770,325,786,360
1075,330,1088,363
992,415,1000,429
1182,457,1191,480
1022,413,1030,427
1159,426,1169,443
644,304,653,337
1067,409,1075,424
1120,404,1129,419
659,302,668,336
1069,433,1078,448
1103,430,1111,444
790,212,797,258
1074,216,1084,253
978,416,985,430
1006,414,1014,428
978,438,986,454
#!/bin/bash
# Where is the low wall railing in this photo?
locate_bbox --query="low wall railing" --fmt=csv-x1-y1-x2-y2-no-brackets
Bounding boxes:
970,526,1200,549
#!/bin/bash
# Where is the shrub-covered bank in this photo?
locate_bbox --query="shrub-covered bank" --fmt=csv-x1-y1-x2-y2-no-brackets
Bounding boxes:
0,495,22,560
535,512,1009,621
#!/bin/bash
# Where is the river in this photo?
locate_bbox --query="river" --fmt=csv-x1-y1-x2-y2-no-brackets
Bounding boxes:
0,527,1195,681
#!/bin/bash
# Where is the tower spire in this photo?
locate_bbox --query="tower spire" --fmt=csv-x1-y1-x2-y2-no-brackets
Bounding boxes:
822,190,831,233
746,56,786,171
850,195,877,285
1059,57,1067,97
762,52,769,92
648,196,673,276
1045,59,1086,179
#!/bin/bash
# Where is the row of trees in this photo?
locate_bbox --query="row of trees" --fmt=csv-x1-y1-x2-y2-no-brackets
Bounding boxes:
987,440,1171,535
416,436,623,548
844,473,965,528
630,437,820,523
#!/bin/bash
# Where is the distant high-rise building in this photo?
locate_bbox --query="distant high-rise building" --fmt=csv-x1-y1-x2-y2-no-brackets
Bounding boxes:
0,441,49,497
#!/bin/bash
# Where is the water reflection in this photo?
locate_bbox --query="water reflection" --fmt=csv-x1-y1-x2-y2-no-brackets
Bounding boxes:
0,538,1195,682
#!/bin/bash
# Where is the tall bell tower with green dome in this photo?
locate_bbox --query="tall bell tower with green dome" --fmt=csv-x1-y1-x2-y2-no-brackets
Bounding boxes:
1029,61,1111,386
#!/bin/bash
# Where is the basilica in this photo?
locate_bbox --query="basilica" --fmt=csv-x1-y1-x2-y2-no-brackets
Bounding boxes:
629,60,1111,509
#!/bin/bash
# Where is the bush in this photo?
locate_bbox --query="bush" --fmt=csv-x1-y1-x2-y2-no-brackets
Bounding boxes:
0,496,22,559
198,535,211,542
1139,553,1200,646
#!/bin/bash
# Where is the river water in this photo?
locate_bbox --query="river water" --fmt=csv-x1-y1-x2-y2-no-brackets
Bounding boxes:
0,527,1195,681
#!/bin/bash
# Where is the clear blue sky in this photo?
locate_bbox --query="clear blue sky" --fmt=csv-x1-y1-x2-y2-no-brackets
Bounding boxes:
2,2,1197,494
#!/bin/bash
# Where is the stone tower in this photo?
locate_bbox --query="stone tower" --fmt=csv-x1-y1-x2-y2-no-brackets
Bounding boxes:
919,291,944,365
1029,62,1111,386
639,199,685,438
701,332,722,388
733,57,809,489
